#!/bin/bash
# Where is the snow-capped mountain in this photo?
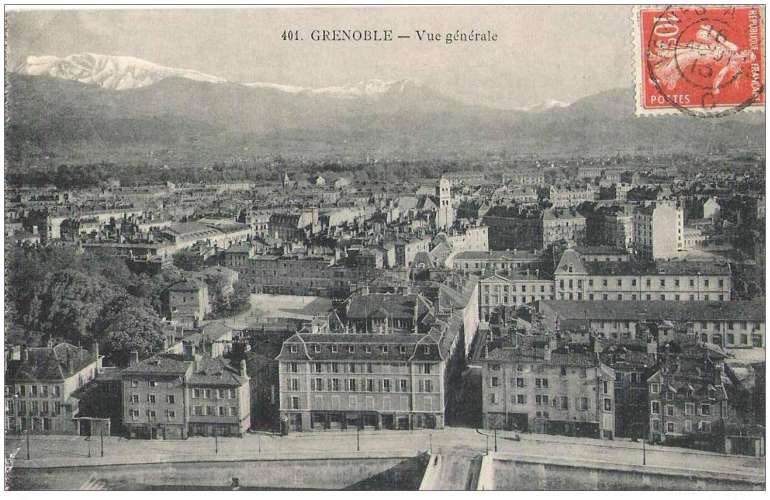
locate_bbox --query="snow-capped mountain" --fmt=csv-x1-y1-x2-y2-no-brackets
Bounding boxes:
517,99,571,113
240,78,424,98
18,53,226,90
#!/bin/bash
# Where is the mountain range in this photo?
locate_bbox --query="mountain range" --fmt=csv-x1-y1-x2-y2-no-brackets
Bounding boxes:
6,53,766,165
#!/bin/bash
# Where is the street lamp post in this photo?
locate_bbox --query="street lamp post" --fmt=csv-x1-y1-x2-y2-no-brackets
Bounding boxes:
215,430,219,454
100,424,104,458
26,429,30,461
429,433,433,454
494,429,498,452
356,425,360,452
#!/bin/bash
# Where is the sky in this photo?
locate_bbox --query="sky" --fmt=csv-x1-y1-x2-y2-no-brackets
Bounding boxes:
6,6,634,109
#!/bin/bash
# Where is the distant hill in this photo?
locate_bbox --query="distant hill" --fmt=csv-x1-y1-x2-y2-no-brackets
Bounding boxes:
5,67,765,166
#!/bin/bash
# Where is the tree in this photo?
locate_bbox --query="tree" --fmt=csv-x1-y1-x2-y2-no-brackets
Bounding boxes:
173,249,204,271
101,305,166,366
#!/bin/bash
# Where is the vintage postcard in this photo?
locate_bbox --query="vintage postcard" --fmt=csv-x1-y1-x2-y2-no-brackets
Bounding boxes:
3,4,766,492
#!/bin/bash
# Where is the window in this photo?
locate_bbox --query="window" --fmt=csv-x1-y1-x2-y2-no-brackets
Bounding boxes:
193,388,202,398
560,366,567,376
424,364,432,375
290,345,298,353
348,379,357,391
602,381,609,394
332,363,339,373
314,362,323,373
491,377,499,387
400,379,408,392
193,406,204,416
30,386,37,397
146,409,157,419
560,397,568,410
291,396,300,410
685,403,694,415
314,345,321,353
604,399,612,411
365,345,371,354
349,363,357,374
382,345,389,353
516,378,525,387
147,394,156,404
517,394,526,404
684,420,692,433
579,397,588,411
651,401,660,414
219,406,227,416
666,422,675,433
131,380,139,388
489,393,498,404
229,389,236,399
424,345,430,355
700,404,711,416
149,380,158,388
650,383,659,394
166,395,175,404
290,362,298,373
700,421,711,433
331,345,338,353
666,405,674,416
130,394,139,404
312,378,323,391
348,345,355,353
290,378,299,391
167,410,176,419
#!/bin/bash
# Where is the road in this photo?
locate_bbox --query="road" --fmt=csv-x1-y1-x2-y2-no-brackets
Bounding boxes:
6,427,765,489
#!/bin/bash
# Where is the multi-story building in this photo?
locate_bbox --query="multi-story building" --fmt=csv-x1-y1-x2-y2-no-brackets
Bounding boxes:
599,205,635,250
647,340,729,448
548,184,599,208
509,170,545,187
478,334,616,439
542,208,587,247
5,342,102,434
451,250,542,276
572,246,630,263
482,207,542,251
538,300,764,351
479,272,555,321
168,279,211,327
394,237,431,268
225,254,371,298
121,343,250,439
633,202,684,260
553,248,732,302
600,346,656,438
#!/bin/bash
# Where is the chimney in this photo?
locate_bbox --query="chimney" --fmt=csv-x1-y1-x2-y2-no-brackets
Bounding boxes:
592,334,602,354
240,359,248,378
129,350,139,367
67,350,75,374
92,341,99,359
20,345,29,362
413,299,419,334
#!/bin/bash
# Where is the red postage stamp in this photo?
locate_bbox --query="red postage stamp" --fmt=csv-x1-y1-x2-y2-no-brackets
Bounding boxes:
635,5,765,116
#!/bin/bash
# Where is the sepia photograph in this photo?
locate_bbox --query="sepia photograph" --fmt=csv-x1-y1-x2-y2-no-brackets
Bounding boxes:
2,3,767,491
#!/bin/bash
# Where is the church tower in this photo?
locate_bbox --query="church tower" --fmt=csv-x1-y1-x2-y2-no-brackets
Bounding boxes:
436,176,454,230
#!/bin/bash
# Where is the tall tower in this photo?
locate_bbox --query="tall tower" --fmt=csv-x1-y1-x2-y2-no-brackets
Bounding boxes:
436,176,454,230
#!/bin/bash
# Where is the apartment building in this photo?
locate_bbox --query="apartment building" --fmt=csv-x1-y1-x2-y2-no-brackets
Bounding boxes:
542,208,587,247
394,237,431,268
168,279,211,327
548,184,599,208
224,254,369,298
479,272,555,321
452,250,542,276
634,203,684,260
5,342,102,434
478,334,616,439
647,340,729,447
600,346,656,438
553,249,732,302
538,300,764,351
276,332,447,432
121,343,250,439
